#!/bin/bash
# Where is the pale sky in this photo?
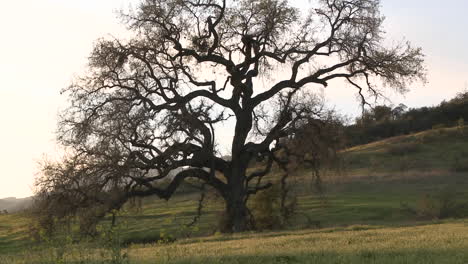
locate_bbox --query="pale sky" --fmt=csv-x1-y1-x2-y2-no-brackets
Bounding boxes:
0,0,467,198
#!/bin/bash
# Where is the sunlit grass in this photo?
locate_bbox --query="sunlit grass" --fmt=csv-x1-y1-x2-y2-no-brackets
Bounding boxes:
4,221,467,263
0,214,32,254
126,221,468,263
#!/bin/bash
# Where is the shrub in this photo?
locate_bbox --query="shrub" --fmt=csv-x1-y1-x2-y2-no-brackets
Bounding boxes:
248,184,299,231
250,186,283,230
100,225,130,264
401,189,467,220
216,211,232,233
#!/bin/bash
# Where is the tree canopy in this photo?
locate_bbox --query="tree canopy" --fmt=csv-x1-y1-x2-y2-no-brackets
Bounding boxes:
35,0,425,233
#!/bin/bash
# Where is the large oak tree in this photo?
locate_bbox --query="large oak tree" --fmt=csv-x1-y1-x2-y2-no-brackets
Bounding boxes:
36,0,425,232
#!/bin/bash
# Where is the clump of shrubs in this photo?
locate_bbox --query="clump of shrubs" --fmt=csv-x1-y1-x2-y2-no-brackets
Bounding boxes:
250,186,283,230
249,185,297,231
401,189,467,220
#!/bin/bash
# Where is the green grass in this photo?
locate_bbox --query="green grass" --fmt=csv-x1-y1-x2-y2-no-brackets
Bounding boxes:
0,214,32,254
343,126,468,173
127,221,468,264
3,221,468,263
2,127,468,262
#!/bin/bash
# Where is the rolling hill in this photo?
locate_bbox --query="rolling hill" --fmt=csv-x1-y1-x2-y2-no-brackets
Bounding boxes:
0,197,32,213
1,126,468,262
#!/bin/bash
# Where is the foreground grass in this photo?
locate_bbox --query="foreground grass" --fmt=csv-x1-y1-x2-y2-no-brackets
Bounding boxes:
3,221,468,263
0,214,31,254
130,221,468,264
2,172,467,259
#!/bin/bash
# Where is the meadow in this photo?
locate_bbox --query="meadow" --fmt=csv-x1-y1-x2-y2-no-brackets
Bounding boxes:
1,127,468,263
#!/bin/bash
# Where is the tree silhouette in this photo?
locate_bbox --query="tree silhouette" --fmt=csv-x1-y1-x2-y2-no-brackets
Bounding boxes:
35,0,425,232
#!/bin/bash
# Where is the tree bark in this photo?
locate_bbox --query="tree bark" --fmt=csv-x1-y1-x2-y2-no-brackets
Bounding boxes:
225,168,248,232
225,192,249,232
217,105,254,232
223,155,250,232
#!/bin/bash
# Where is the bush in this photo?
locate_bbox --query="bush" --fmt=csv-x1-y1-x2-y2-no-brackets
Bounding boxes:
249,185,298,231
250,186,283,230
401,189,467,220
216,211,231,233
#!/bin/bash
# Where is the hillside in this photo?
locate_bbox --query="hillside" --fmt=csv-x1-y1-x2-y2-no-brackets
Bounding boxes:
1,127,468,262
342,126,468,175
0,197,32,213
345,91,468,146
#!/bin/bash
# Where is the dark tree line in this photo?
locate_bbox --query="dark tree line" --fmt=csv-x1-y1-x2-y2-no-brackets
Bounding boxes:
346,91,468,146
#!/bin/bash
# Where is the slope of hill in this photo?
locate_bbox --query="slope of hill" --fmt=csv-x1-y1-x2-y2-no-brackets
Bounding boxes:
345,91,468,146
342,126,468,175
1,127,468,261
0,197,32,213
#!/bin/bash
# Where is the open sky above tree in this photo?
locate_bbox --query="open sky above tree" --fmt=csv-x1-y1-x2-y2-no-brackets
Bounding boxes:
0,0,467,199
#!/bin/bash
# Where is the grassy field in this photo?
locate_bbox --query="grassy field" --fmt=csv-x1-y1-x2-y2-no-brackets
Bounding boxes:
1,127,468,263
342,126,468,174
2,221,468,263
123,221,468,264
0,214,33,255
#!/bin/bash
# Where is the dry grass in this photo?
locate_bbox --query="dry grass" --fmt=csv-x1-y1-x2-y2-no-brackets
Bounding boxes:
3,221,468,263
127,221,468,263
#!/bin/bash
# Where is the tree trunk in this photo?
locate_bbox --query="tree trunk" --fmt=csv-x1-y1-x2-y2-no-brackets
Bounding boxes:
222,108,254,232
225,193,249,232
223,159,250,233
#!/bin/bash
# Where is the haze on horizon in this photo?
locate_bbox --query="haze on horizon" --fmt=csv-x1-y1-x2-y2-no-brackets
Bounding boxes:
0,0,467,199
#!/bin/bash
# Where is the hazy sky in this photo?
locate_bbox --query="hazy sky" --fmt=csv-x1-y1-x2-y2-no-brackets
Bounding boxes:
0,0,467,198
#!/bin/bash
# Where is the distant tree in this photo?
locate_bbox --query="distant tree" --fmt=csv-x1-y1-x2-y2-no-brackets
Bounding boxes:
392,103,407,119
346,90,468,146
450,91,468,105
372,105,393,122
35,0,425,233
